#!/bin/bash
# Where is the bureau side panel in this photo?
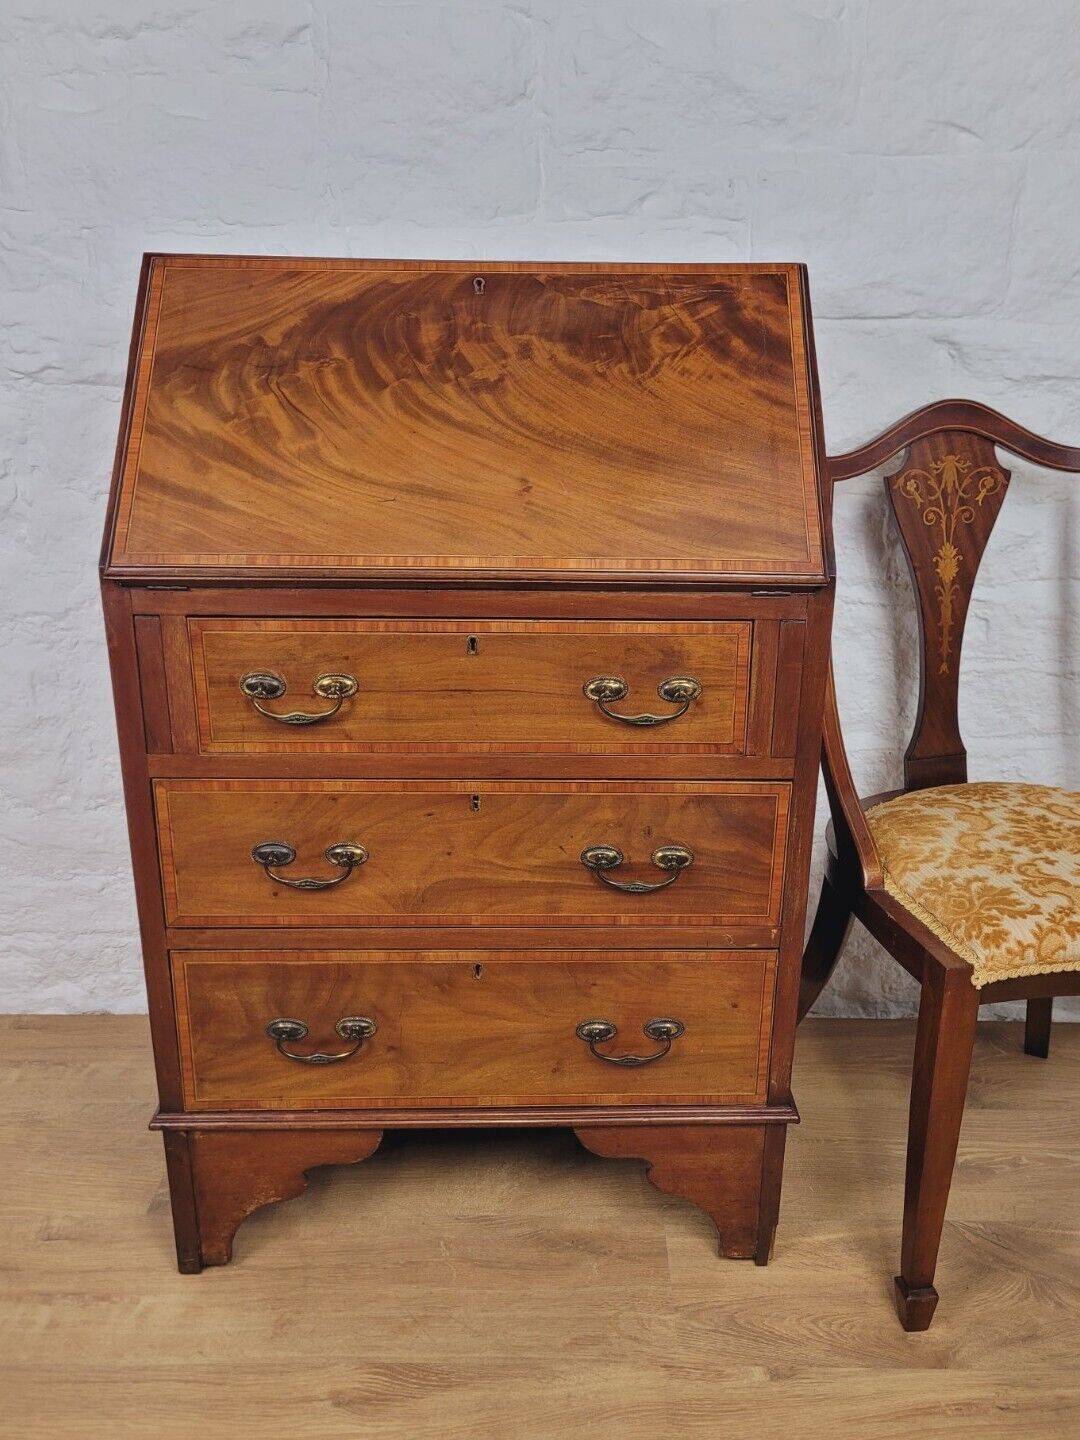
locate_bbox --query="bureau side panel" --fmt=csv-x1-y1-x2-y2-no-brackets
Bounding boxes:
101,581,183,1109
767,585,834,1103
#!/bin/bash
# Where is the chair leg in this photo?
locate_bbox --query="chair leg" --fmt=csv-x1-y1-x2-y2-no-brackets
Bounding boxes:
1023,997,1053,1059
797,870,855,1022
894,965,979,1331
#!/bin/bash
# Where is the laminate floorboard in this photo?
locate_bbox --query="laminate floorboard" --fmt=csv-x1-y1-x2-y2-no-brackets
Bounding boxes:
2,1016,1077,1438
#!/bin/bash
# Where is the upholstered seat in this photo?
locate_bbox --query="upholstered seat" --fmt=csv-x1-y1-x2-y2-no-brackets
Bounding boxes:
866,782,1080,987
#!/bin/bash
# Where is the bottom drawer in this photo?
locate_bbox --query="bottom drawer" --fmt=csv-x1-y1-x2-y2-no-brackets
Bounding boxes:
173,951,777,1110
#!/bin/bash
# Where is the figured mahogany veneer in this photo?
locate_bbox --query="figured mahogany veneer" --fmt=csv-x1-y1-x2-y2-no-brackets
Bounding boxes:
154,779,789,929
101,256,834,1276
189,619,752,755
103,258,825,584
172,950,776,1110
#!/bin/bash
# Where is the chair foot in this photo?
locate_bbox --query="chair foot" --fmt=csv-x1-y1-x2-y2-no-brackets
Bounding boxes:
1024,997,1052,1058
893,1276,939,1332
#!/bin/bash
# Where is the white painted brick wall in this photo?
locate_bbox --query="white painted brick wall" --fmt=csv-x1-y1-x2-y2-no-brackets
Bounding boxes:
1,0,1077,1015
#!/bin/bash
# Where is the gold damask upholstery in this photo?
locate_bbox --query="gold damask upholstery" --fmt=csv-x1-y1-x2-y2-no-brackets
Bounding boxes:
865,783,1080,987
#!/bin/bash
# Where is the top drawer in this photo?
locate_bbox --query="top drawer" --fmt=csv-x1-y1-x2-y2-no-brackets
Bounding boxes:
188,619,751,754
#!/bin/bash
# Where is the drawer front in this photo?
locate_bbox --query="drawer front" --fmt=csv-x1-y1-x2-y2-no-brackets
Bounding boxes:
155,780,789,928
173,951,776,1109
188,619,751,753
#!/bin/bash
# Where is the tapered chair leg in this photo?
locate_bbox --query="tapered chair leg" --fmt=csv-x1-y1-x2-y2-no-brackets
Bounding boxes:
894,966,979,1331
797,870,855,1022
1024,997,1053,1058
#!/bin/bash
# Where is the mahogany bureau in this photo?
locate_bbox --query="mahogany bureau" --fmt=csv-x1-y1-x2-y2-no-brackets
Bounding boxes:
100,256,834,1272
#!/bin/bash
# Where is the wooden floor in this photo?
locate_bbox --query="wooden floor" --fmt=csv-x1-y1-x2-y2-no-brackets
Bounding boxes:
2,1017,1079,1439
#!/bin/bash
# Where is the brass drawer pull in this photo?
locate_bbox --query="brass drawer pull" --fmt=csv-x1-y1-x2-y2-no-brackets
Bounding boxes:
580,843,693,893
583,675,701,727
576,1017,685,1066
239,671,358,726
251,841,368,890
266,1016,377,1065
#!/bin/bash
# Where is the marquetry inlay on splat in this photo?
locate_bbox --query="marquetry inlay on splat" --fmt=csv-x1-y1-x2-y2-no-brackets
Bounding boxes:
887,431,1010,783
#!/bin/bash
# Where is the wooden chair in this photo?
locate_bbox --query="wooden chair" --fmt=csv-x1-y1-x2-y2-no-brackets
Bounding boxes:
799,399,1080,1331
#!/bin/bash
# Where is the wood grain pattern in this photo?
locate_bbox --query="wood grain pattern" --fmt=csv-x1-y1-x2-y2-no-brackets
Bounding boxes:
885,433,1010,789
828,396,1080,480
575,1123,767,1258
188,1128,384,1268
770,619,806,759
745,617,780,755
164,922,783,953
7,1017,1080,1438
104,257,825,582
101,582,185,1109
133,614,171,754
766,587,834,1106
132,585,810,620
98,257,835,1300
153,778,790,928
894,965,980,1330
172,950,776,1110
148,752,796,784
160,613,199,753
188,618,751,754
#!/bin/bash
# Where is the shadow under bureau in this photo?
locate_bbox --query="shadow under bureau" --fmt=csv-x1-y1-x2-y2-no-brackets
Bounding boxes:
100,256,834,1271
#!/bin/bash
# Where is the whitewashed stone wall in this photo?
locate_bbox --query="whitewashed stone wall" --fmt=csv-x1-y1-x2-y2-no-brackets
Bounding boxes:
1,0,1077,1014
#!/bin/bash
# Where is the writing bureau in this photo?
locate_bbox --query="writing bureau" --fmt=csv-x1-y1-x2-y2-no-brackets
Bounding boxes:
100,256,834,1270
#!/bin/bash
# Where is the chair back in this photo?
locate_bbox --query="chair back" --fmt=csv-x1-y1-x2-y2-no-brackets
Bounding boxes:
828,401,1080,793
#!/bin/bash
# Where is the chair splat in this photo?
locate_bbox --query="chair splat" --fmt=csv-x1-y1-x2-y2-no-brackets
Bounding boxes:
886,431,1011,790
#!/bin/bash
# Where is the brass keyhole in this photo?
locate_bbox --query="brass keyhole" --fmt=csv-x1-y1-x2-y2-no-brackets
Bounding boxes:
473,276,485,295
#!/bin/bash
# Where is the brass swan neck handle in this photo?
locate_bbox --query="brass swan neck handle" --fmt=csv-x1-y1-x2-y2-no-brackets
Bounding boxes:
583,675,701,727
580,844,693,893
576,1018,685,1066
239,671,359,726
266,1016,377,1065
251,841,368,891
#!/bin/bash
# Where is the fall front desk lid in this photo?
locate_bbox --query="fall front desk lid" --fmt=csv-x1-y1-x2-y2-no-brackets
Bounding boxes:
103,257,827,584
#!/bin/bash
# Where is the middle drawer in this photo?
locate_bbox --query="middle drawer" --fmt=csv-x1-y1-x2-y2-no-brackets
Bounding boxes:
154,779,789,929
